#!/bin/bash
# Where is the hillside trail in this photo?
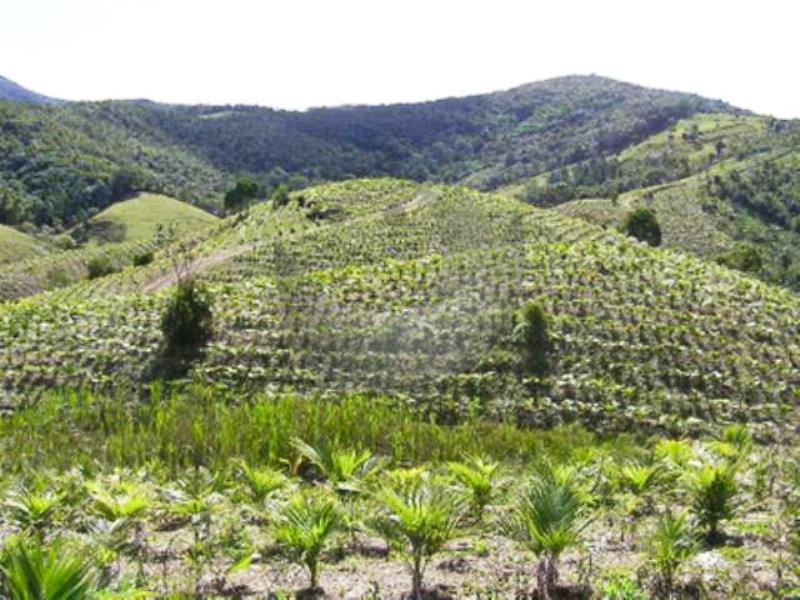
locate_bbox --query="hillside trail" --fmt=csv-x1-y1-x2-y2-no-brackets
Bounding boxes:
143,243,255,292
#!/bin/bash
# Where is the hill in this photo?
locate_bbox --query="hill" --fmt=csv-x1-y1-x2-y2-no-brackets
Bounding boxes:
76,192,218,244
0,75,733,228
507,112,800,289
1,179,797,436
0,75,61,104
0,223,48,264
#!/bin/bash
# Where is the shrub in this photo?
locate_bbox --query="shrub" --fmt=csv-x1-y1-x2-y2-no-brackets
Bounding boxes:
717,243,762,273
271,490,342,591
505,465,590,597
272,183,291,208
132,251,154,267
514,300,551,376
160,278,213,352
224,176,263,211
86,256,118,279
623,207,662,246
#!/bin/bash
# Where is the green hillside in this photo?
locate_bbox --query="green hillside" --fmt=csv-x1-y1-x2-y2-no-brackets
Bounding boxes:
0,223,47,264
0,75,733,229
2,179,797,437
78,192,218,244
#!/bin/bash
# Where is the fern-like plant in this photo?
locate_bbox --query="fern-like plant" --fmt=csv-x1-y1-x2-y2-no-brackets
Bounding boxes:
271,490,342,591
505,466,590,597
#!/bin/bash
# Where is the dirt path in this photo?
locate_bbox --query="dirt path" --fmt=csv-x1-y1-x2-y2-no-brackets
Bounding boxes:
143,244,255,292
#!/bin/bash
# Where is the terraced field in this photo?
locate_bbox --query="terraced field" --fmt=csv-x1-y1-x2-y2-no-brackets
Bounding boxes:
1,179,797,436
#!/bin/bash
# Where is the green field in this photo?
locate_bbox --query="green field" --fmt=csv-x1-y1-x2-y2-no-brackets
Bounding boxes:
81,193,218,244
0,224,47,264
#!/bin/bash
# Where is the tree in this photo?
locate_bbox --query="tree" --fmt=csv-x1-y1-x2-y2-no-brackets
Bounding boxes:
514,300,551,376
224,176,263,211
160,278,213,353
110,167,151,202
623,207,662,246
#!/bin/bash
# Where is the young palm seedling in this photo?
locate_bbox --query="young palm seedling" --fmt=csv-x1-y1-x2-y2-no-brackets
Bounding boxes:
647,511,698,598
504,465,590,598
446,455,500,522
271,489,342,593
236,461,288,506
292,439,379,544
371,473,466,600
0,536,103,600
3,487,62,541
688,462,739,544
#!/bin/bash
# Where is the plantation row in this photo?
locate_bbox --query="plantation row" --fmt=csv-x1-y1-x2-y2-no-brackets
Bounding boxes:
0,390,797,598
1,180,798,434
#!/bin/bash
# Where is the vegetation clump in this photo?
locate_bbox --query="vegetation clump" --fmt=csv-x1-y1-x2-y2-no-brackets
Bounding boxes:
160,278,213,353
623,207,662,246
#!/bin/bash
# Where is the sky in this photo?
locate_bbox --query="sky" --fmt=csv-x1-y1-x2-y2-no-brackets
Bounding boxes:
2,0,798,117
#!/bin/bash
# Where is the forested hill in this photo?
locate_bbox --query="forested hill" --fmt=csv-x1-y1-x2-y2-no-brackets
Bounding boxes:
0,75,733,227
0,75,60,104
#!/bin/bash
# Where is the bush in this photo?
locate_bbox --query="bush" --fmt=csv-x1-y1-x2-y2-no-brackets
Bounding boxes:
160,278,213,352
132,251,154,267
86,256,118,279
272,183,291,208
623,207,662,246
717,244,762,273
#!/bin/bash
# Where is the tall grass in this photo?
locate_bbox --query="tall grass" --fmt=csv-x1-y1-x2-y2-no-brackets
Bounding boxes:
0,385,641,476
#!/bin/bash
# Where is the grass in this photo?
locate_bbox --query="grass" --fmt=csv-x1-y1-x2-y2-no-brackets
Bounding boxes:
0,224,47,264
81,193,218,244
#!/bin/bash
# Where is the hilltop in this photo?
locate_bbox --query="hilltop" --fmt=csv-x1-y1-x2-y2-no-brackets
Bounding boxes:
1,179,797,436
77,192,218,244
0,75,61,104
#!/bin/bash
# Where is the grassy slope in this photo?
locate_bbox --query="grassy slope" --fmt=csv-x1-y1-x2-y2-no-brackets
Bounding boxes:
83,192,218,244
0,224,47,264
1,179,797,435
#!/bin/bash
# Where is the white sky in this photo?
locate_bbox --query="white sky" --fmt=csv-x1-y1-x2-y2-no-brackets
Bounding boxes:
2,0,798,117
